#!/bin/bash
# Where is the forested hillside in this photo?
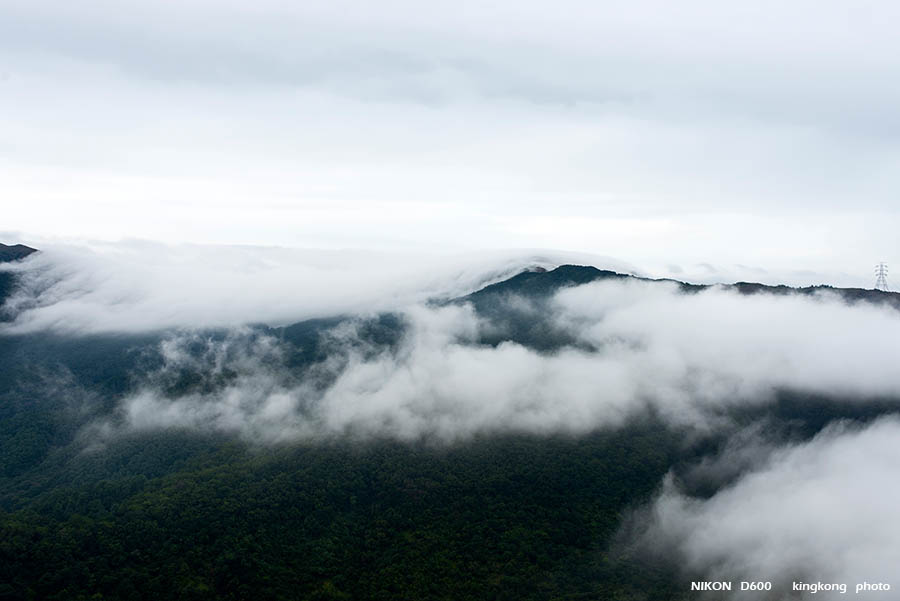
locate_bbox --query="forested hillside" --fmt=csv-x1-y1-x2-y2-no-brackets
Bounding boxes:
2,255,899,600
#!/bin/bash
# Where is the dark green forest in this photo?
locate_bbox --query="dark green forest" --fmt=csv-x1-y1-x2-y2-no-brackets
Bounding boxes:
0,425,689,600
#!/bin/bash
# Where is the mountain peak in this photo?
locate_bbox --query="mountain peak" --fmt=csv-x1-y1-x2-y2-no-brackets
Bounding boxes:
0,243,38,263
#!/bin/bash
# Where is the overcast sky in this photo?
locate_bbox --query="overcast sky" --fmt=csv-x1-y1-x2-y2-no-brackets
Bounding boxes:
3,0,898,286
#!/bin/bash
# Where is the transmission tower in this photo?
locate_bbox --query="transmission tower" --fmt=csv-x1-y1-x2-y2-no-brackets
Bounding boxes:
875,262,890,291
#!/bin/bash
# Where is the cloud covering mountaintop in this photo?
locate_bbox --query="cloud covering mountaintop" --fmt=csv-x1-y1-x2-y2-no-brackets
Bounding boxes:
5,244,893,445
0,242,635,333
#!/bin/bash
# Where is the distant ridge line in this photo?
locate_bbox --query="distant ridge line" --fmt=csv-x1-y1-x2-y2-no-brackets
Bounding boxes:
461,264,900,311
0,243,38,263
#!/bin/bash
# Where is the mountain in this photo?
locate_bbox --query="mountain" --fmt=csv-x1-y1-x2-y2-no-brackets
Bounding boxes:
0,243,37,263
463,263,898,308
0,244,38,312
0,256,897,600
453,264,899,351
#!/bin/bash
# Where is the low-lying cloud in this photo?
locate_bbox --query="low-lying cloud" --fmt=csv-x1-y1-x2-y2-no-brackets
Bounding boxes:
0,241,633,333
555,279,900,402
636,417,900,599
77,276,900,443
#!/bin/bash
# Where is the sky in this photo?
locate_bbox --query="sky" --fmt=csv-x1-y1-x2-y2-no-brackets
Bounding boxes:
2,0,899,286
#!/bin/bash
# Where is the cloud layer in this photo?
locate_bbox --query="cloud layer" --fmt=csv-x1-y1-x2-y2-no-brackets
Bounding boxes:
0,242,631,333
76,276,900,444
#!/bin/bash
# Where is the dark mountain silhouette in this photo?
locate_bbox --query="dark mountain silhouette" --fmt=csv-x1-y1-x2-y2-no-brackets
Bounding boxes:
0,244,38,311
463,263,898,309
454,264,899,350
0,243,37,263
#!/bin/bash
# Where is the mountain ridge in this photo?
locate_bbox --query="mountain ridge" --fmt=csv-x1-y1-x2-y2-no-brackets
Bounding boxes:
0,243,38,263
462,263,900,310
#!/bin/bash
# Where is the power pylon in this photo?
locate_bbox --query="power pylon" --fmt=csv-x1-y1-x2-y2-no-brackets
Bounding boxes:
875,262,890,291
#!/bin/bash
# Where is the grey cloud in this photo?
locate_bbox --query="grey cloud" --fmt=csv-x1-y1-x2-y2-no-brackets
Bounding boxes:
6,2,900,271
5,0,900,155
4,1,900,122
